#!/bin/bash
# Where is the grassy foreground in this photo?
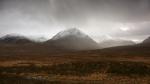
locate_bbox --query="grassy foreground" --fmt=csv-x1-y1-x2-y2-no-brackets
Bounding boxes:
0,45,150,84
1,60,150,84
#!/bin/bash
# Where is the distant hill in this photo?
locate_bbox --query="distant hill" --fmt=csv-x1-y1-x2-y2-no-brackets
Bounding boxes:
142,37,150,44
46,28,100,50
99,39,135,48
0,34,33,44
0,34,68,56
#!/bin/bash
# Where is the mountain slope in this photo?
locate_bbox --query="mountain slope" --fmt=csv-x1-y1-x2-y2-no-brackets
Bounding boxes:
142,36,150,44
46,28,100,50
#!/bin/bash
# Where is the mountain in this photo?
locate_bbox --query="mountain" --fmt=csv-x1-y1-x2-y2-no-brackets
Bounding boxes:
99,39,135,48
46,28,100,50
142,37,150,44
0,34,33,44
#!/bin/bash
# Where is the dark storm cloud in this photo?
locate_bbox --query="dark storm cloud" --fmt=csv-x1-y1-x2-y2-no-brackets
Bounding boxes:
51,0,150,23
0,0,150,41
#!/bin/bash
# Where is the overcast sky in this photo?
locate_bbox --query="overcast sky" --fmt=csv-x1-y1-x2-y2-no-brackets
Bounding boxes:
0,0,150,42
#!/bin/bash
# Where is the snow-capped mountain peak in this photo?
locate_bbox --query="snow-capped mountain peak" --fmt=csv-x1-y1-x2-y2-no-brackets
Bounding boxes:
52,28,88,40
47,28,100,50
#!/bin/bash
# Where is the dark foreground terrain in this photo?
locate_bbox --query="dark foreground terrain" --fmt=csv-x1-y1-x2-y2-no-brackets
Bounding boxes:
0,44,150,84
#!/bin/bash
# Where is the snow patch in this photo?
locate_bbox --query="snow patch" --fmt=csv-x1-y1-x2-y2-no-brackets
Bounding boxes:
52,28,88,40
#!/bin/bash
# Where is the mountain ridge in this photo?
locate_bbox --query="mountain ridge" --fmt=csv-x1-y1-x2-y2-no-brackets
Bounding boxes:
0,34,33,44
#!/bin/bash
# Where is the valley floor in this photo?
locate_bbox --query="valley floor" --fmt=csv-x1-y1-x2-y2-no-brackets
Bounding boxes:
0,45,150,84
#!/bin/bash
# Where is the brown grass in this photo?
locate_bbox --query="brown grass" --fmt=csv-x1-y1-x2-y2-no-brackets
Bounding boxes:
0,44,150,83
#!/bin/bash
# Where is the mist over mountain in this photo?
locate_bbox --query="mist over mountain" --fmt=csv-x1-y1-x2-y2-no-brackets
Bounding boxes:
99,39,135,48
0,34,33,44
0,28,149,51
46,28,100,50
